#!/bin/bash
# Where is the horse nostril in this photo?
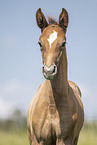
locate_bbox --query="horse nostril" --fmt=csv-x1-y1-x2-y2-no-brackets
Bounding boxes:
53,65,56,73
53,65,57,75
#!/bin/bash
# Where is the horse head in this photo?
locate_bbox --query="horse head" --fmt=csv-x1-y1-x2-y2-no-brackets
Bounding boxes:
36,8,69,80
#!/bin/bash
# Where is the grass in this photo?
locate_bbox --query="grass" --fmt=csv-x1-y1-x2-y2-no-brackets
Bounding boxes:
78,130,97,145
78,122,97,145
0,122,97,145
0,130,29,145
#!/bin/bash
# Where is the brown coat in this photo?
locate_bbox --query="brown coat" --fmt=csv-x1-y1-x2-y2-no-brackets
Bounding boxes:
27,8,84,145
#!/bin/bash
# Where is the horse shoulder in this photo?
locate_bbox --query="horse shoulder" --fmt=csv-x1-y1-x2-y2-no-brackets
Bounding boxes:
27,81,46,130
27,81,51,141
68,80,84,139
68,80,84,115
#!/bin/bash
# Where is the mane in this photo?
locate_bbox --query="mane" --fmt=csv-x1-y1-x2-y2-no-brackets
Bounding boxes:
48,17,58,25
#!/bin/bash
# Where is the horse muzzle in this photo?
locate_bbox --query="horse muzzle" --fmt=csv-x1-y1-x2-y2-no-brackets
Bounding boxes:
42,64,57,80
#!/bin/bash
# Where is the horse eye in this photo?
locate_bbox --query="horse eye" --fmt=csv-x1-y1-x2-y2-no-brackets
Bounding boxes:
62,42,66,47
38,42,42,48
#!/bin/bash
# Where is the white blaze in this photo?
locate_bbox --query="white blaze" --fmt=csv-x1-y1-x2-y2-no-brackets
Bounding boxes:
47,30,57,48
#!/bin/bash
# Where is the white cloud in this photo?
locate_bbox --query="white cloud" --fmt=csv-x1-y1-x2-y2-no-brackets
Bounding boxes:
0,97,14,119
0,79,34,119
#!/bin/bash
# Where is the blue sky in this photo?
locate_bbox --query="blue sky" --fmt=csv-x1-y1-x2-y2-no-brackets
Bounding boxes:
0,0,97,120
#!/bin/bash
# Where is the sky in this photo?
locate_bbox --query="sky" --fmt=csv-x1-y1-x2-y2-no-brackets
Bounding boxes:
0,0,97,120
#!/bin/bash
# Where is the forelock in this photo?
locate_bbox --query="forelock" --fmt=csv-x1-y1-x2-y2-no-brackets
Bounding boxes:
48,17,58,25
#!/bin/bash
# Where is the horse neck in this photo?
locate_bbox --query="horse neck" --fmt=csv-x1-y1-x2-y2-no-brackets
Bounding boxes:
51,47,68,96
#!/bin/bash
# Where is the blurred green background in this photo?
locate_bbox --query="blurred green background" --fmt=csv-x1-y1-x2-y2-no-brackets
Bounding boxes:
0,109,97,145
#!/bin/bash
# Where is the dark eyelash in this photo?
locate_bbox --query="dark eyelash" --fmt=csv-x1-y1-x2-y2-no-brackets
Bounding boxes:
62,42,66,47
38,42,42,47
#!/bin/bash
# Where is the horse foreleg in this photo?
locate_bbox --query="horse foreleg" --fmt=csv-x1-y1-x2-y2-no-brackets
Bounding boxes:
73,136,79,145
27,128,40,145
56,137,73,145
64,138,73,145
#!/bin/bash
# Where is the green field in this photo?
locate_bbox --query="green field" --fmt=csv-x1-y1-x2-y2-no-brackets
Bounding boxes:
0,130,29,145
78,122,97,145
0,122,97,145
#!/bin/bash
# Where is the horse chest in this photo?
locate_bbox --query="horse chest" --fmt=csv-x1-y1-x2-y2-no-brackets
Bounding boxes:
32,101,74,142
32,102,59,138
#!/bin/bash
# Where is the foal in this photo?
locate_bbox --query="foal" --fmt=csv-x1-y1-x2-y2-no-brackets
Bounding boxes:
27,8,84,145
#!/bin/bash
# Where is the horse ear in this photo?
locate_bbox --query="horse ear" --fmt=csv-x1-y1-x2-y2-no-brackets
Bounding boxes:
36,8,48,32
59,8,69,33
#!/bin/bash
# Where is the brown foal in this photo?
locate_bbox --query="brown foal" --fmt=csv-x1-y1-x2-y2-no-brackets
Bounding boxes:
27,8,84,145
